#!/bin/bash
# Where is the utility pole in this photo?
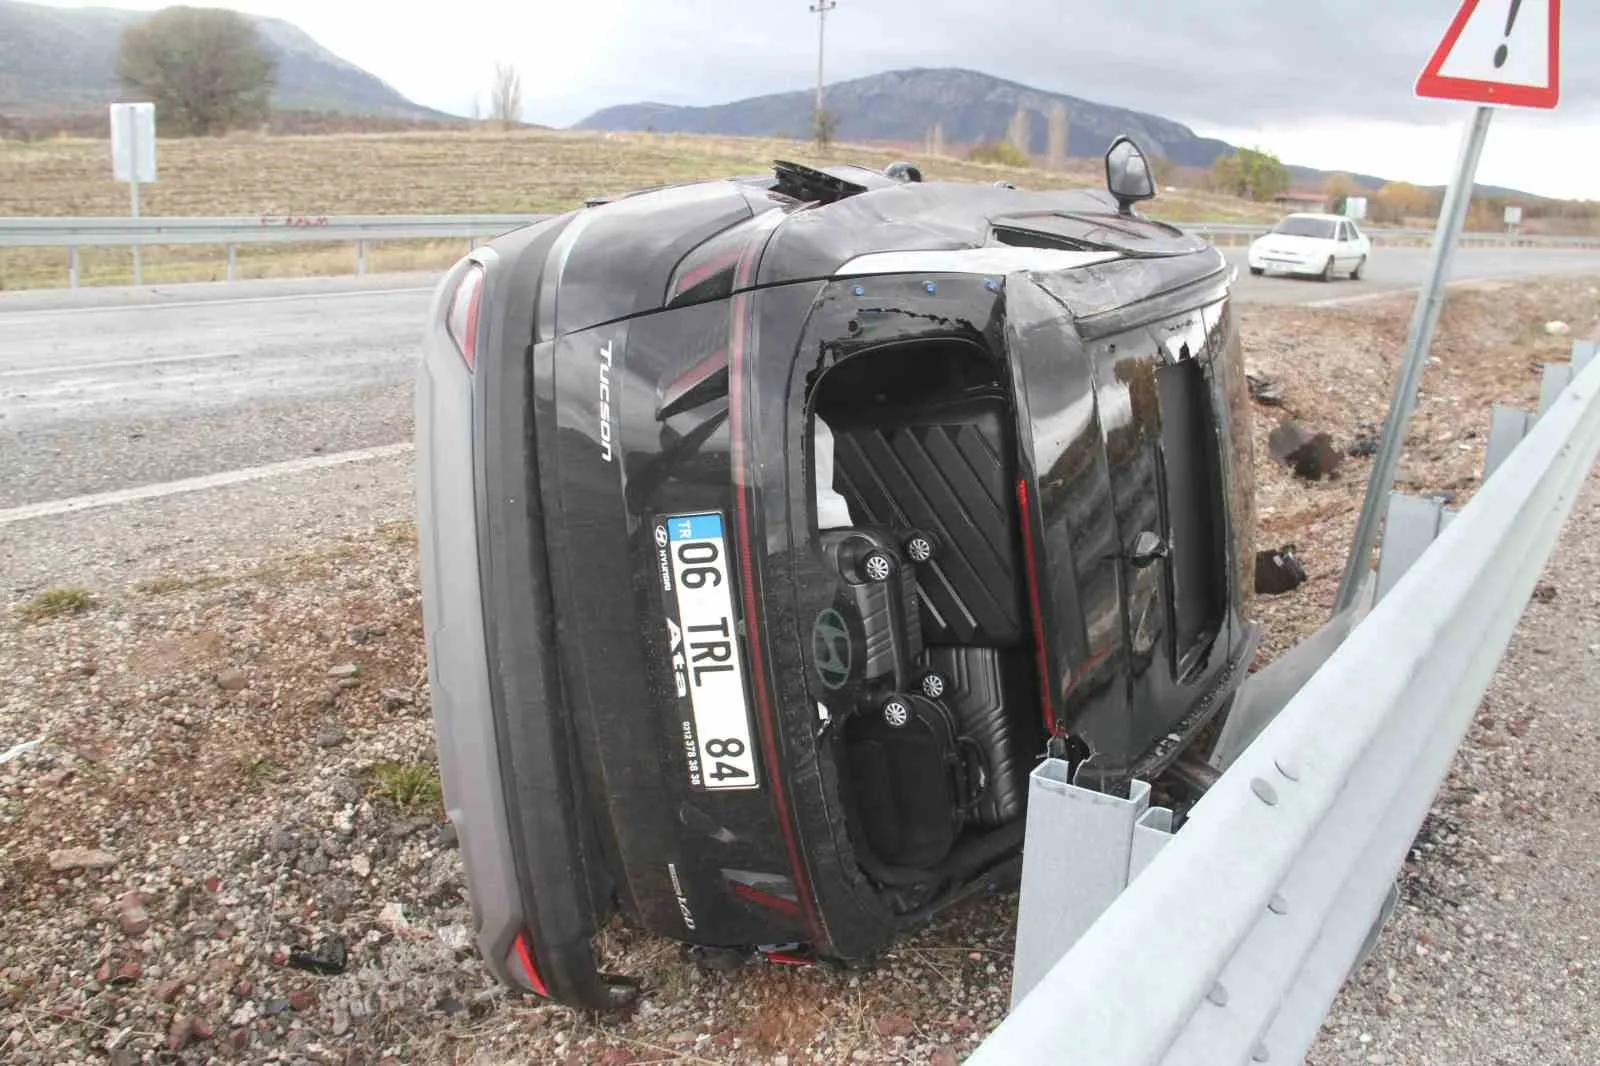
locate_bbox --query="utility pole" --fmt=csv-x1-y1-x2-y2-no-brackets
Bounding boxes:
809,0,836,119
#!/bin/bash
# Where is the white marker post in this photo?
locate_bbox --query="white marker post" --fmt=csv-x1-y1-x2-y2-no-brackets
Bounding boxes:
110,102,157,286
1334,0,1562,613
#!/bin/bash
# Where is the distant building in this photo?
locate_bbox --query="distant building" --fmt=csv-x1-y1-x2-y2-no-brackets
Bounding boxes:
1273,190,1328,213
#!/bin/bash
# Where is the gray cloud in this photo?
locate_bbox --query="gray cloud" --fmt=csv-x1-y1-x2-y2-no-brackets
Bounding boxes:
526,1,1598,131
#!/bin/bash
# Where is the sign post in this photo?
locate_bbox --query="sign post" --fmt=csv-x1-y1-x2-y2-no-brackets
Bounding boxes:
110,102,157,286
1333,0,1561,614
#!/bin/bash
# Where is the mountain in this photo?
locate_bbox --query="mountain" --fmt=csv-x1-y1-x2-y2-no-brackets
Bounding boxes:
576,68,1238,168
0,0,447,121
576,67,1551,204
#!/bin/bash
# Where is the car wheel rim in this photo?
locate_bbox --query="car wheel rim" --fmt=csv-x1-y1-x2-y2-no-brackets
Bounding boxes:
864,554,892,582
883,700,911,727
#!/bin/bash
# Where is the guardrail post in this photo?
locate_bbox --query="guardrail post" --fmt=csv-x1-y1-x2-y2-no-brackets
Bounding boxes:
68,246,80,289
467,237,478,252
356,240,368,276
226,243,237,283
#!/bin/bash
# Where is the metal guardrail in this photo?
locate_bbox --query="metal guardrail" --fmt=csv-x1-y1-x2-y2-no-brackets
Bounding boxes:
0,213,551,286
968,339,1600,1065
1,213,1595,288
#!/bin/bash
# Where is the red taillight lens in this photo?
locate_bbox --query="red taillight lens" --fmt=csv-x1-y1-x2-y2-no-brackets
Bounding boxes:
445,263,484,371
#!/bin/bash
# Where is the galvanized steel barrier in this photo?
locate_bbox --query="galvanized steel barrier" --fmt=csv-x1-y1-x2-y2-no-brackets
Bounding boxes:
967,338,1600,1065
1,214,1595,288
0,213,551,286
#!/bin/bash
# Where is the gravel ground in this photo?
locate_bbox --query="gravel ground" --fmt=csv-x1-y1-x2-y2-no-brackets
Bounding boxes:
2,274,1598,1064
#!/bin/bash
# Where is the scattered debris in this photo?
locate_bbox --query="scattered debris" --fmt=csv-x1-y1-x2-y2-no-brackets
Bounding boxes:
118,891,153,936
1269,421,1343,481
287,937,348,976
328,663,360,679
1255,545,1308,596
1533,583,1558,603
316,724,347,748
1247,371,1285,406
1348,422,1380,457
1544,320,1571,336
1,737,43,765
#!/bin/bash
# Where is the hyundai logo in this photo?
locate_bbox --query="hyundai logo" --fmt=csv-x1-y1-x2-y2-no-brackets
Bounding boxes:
811,608,852,690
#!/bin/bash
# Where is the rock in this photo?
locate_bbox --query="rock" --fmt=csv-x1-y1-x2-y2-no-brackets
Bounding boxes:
1255,545,1308,596
931,1049,960,1066
337,677,361,690
349,626,371,645
191,1018,214,1041
112,962,142,984
1545,320,1571,336
315,725,346,748
227,1027,250,1052
434,823,459,850
321,835,347,859
379,901,409,929
1269,421,1342,481
1533,583,1558,603
215,669,248,692
267,822,297,852
328,663,360,679
380,688,414,711
288,937,348,975
666,1032,697,1046
157,978,185,1003
48,847,116,872
298,851,329,876
875,1015,915,1038
288,988,318,1012
438,923,473,952
263,997,290,1017
317,687,340,709
118,893,152,935
229,1001,258,1027
39,766,73,788
167,1016,196,1052
350,854,371,878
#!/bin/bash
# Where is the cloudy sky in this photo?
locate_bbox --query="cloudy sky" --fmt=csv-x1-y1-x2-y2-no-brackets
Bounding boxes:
38,0,1600,198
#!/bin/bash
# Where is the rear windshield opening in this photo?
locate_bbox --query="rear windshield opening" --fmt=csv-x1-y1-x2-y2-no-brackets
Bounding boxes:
804,336,1046,911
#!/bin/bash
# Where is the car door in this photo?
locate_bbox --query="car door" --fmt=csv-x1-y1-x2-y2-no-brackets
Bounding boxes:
1335,221,1355,267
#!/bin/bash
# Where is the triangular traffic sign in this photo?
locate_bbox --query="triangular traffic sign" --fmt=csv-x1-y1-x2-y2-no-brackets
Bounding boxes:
1416,0,1560,109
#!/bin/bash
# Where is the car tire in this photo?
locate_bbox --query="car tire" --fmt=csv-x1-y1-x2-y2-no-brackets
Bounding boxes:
1249,266,1264,276
1350,255,1366,280
1319,256,1334,282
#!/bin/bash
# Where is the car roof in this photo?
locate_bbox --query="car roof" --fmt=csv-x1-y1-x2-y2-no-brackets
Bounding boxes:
1282,212,1347,221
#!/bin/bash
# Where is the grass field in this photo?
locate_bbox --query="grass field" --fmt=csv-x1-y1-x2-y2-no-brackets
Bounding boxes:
0,128,1281,289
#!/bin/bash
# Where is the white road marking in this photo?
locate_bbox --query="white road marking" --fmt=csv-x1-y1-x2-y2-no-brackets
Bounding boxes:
0,285,434,320
0,442,414,527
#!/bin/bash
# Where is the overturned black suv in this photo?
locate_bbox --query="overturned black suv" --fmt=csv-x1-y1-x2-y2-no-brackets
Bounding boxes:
415,138,1259,1009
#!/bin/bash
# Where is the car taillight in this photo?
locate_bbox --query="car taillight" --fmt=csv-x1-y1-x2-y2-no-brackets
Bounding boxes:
445,262,484,371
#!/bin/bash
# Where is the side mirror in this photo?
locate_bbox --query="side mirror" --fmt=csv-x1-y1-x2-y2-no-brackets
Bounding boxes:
1105,135,1156,217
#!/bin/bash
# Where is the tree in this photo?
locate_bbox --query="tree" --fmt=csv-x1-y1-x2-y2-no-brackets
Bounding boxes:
1006,107,1032,159
810,106,840,148
489,62,523,129
115,7,276,136
1323,172,1360,214
1046,103,1069,169
1372,181,1432,224
1208,147,1289,203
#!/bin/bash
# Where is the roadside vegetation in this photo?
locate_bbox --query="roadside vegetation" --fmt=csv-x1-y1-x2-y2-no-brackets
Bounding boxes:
0,127,1282,290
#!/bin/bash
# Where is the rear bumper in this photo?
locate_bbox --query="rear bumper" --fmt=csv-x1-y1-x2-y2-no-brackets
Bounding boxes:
416,253,623,1008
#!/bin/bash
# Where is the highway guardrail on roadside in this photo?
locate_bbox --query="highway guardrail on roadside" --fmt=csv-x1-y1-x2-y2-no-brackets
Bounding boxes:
1,213,1595,288
967,336,1600,1065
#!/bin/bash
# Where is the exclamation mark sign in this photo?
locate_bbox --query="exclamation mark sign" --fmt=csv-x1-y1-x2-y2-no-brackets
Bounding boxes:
1494,0,1523,68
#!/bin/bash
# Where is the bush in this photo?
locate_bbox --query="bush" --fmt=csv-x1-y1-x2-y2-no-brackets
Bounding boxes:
969,140,1030,168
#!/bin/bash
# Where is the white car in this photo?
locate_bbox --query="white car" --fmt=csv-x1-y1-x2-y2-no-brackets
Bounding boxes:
1247,213,1371,281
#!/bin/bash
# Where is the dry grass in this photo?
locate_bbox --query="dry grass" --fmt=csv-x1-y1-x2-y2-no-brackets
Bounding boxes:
0,128,1280,290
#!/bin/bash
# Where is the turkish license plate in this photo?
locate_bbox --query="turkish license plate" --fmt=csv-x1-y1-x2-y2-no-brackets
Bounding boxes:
659,512,760,792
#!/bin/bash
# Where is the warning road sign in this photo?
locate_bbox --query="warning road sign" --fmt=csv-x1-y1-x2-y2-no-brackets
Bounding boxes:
1416,0,1561,109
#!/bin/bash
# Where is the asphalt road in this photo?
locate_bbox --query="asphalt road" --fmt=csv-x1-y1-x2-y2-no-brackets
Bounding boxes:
2,247,1598,510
